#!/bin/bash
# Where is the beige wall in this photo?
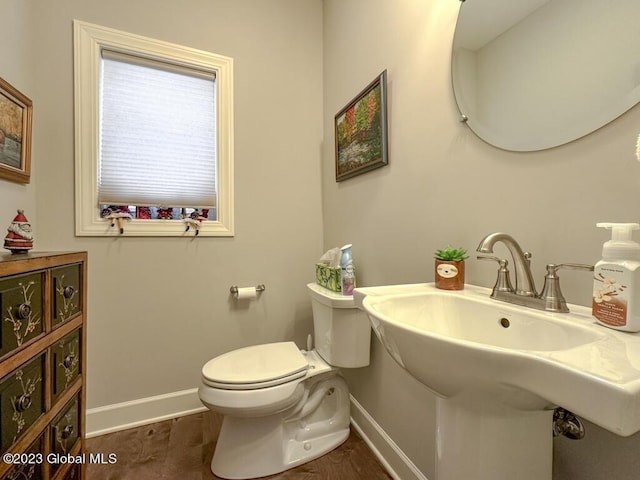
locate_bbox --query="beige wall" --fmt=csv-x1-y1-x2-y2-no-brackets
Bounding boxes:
0,0,37,233
323,0,640,479
27,0,324,408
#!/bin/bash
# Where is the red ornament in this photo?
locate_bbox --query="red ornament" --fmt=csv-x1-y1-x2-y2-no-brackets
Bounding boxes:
157,207,173,220
4,209,34,254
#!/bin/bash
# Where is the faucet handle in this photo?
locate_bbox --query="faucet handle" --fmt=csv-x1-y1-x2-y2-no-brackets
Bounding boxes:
546,263,594,275
477,256,514,295
540,263,594,313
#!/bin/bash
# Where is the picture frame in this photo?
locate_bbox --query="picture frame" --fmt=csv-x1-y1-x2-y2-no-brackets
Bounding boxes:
335,70,388,182
0,77,32,184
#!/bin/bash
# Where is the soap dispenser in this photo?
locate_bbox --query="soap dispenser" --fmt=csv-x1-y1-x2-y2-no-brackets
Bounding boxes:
592,222,640,332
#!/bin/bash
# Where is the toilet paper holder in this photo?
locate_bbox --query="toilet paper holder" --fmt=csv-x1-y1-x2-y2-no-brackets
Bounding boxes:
230,284,266,296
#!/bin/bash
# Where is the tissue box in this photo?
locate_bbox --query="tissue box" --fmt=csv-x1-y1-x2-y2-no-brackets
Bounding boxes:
315,263,341,292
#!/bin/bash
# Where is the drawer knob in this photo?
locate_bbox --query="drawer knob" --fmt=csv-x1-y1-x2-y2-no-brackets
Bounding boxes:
63,286,76,299
63,354,76,369
15,394,32,412
61,424,74,440
16,303,32,319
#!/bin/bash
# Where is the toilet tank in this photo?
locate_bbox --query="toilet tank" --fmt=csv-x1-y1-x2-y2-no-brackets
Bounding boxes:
306,283,371,368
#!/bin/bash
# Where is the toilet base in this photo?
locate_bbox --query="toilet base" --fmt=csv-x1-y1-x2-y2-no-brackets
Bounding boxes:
210,375,350,479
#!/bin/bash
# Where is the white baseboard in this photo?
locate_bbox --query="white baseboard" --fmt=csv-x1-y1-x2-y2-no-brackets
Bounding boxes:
349,395,429,480
86,388,207,438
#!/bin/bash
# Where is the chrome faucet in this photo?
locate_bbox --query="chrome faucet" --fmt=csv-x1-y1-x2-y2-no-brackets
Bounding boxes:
476,233,593,313
476,233,537,296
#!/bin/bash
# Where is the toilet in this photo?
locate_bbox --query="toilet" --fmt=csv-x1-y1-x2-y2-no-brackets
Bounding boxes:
198,282,371,479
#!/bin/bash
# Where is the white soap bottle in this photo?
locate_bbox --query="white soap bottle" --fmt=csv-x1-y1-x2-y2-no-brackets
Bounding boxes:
592,222,640,332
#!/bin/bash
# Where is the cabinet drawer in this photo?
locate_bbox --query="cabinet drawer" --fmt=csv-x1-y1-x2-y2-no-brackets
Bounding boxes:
50,396,80,477
1,435,43,480
51,329,81,403
0,355,44,453
52,265,82,326
0,272,44,358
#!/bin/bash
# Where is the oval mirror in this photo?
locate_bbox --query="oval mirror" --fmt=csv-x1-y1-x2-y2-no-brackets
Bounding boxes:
451,0,640,152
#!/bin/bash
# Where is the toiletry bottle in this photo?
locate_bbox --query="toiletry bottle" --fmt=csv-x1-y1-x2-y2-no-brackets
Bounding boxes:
592,222,640,332
340,244,356,296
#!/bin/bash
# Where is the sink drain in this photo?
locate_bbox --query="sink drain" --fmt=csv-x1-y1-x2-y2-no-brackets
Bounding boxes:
499,317,510,328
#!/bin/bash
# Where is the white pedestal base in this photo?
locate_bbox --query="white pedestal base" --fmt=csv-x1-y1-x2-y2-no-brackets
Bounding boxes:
435,397,554,480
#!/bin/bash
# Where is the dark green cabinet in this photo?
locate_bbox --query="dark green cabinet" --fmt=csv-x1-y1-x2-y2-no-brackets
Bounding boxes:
0,252,86,480
50,396,80,478
0,355,45,452
0,272,44,358
2,436,43,480
52,330,81,404
52,265,82,327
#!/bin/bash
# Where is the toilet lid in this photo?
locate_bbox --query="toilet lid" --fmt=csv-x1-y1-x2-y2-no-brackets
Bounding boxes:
202,342,309,390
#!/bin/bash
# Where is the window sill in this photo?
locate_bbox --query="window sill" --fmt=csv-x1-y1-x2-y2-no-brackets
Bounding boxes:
75,218,234,237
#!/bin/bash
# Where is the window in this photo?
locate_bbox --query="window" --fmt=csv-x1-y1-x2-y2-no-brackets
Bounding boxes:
74,20,234,236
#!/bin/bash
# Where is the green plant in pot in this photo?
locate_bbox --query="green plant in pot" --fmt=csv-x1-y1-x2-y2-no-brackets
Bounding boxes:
434,245,468,290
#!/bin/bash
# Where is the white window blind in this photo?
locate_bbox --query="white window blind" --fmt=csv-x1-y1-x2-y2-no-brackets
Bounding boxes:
99,50,217,208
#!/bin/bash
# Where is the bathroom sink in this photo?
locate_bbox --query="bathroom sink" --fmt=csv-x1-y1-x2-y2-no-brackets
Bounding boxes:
355,283,640,437
355,283,640,479
367,291,603,352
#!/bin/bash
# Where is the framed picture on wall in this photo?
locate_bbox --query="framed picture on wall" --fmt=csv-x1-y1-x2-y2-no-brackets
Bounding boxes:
0,77,32,184
334,70,388,182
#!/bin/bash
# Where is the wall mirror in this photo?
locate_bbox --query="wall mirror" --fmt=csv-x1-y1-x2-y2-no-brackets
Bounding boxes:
451,0,640,152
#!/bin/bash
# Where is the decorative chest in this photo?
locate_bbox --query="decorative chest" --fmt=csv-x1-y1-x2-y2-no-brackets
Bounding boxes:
0,252,87,480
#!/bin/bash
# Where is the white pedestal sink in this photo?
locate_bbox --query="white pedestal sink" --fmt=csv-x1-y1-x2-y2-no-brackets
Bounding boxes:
354,283,640,480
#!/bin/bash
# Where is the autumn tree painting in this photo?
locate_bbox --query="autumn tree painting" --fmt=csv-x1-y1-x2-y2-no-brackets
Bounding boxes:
334,71,387,181
0,77,32,183
0,92,24,168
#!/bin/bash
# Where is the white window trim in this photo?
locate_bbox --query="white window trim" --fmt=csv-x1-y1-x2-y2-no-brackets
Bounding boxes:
73,20,234,237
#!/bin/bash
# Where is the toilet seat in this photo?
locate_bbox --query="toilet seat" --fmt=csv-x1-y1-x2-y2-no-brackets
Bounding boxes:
202,342,309,390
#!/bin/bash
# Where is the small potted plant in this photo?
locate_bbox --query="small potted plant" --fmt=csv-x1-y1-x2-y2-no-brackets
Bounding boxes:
434,245,468,290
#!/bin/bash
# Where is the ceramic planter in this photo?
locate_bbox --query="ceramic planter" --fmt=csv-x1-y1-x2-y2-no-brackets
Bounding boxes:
435,260,465,290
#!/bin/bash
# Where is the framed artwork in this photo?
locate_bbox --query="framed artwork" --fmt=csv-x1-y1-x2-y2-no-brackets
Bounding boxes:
0,77,32,184
335,70,388,182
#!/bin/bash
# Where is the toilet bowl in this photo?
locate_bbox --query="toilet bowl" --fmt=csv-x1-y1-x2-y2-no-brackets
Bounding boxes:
198,283,371,479
198,342,350,479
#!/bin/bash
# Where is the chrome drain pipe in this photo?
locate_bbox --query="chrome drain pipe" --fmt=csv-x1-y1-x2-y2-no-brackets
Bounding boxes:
553,407,585,440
